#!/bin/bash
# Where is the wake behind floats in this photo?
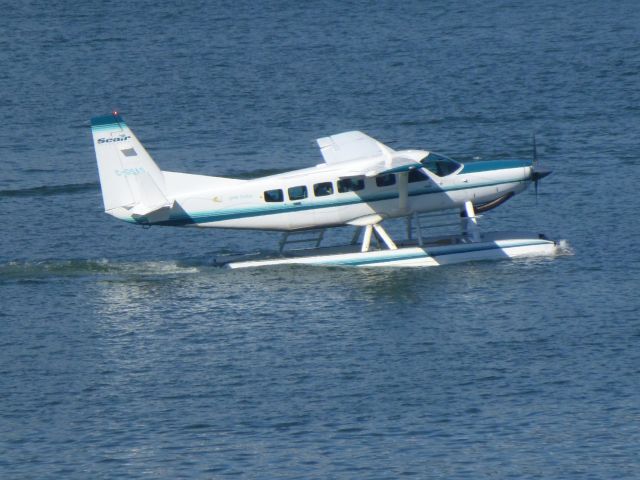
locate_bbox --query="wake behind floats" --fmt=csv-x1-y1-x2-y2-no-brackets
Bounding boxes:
91,112,561,268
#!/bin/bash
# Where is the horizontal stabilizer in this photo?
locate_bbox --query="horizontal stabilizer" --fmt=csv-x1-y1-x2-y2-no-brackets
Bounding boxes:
130,201,173,218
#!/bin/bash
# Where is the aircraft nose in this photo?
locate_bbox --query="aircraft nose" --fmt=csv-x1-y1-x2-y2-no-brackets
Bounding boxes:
531,167,552,181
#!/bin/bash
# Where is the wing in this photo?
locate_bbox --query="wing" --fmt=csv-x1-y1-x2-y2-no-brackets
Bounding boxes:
316,131,391,164
316,131,428,177
341,156,426,178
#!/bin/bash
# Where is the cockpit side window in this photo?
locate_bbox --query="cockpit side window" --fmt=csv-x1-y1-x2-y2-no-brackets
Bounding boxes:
375,174,396,187
408,169,429,183
421,153,461,177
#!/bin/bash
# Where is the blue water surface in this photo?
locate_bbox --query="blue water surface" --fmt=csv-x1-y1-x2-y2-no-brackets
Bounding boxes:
1,1,639,478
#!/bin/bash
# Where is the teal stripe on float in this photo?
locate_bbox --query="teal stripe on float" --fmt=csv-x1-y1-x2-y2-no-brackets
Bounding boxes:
317,251,429,266
317,240,549,266
428,240,549,257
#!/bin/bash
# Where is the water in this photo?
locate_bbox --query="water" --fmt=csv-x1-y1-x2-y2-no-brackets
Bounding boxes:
1,1,640,478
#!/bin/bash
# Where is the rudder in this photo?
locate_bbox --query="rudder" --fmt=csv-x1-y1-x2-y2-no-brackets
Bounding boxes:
91,113,170,214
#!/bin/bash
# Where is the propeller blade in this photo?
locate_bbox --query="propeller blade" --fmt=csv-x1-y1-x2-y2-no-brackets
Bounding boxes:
531,134,551,204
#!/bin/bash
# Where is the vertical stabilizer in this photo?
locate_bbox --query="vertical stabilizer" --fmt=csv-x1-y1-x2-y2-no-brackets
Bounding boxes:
91,113,170,214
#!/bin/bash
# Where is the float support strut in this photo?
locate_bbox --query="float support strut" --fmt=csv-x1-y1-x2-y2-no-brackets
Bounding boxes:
414,211,424,247
361,225,373,252
373,224,397,250
361,223,398,252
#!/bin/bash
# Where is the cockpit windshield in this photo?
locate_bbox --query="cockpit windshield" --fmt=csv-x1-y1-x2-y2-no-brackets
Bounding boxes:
420,152,461,177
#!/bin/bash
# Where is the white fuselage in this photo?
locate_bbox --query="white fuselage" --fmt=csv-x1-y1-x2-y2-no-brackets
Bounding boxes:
90,113,536,232
109,160,532,231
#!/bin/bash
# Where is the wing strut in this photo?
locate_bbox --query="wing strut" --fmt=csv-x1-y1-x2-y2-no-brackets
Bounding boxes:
397,171,409,214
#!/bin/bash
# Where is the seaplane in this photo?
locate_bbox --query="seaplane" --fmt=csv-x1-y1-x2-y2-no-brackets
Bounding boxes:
91,112,560,268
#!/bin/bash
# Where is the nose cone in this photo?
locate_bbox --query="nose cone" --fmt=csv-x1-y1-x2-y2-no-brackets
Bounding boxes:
531,167,552,181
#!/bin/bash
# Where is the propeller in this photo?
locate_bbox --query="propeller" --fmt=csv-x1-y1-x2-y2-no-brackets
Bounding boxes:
531,134,551,202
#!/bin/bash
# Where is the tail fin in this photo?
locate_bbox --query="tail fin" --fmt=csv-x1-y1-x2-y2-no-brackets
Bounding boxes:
91,113,171,217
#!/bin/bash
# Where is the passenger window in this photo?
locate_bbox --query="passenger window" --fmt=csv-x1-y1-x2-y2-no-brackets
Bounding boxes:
375,174,396,187
313,182,334,197
264,189,284,202
337,178,365,193
288,185,308,201
408,169,429,183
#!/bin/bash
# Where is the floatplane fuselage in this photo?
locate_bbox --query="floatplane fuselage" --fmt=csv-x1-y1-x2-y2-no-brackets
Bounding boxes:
92,113,555,267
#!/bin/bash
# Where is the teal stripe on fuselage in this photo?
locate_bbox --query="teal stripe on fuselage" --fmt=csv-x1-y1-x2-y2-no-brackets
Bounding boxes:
461,160,530,174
